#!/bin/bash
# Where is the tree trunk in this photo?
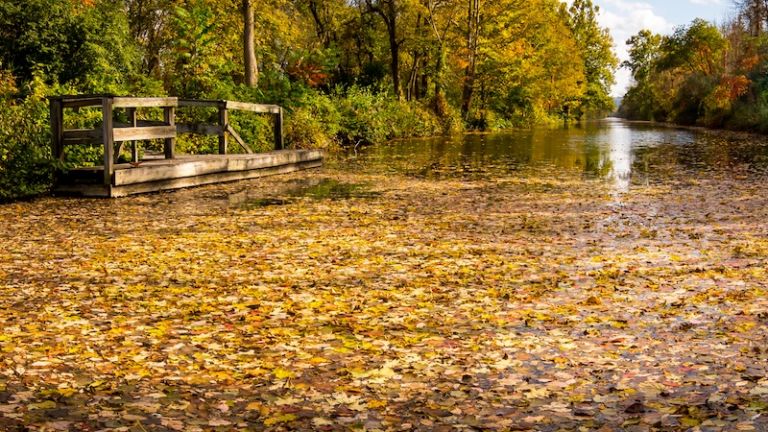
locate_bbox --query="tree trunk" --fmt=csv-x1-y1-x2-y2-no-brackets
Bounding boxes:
386,1,401,99
461,0,480,118
243,0,258,87
368,0,402,99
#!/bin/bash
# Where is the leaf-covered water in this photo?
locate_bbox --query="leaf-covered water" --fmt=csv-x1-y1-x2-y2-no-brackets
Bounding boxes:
1,120,767,431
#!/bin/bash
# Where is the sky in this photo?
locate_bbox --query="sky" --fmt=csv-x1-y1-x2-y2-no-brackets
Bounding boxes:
587,0,737,96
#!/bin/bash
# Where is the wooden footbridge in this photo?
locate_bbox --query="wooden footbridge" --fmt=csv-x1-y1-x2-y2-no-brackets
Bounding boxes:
49,95,323,197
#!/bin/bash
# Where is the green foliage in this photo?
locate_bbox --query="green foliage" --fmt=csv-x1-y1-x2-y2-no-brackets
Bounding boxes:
568,0,619,117
0,0,618,200
0,0,141,94
286,92,342,149
0,92,54,201
617,12,768,131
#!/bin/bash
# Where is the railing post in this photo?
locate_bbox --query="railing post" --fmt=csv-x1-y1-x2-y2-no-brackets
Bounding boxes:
274,107,284,150
102,97,114,187
164,106,176,159
50,98,63,160
218,104,228,155
128,108,139,163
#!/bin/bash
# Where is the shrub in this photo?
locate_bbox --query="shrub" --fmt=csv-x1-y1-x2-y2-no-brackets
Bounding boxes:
0,94,55,201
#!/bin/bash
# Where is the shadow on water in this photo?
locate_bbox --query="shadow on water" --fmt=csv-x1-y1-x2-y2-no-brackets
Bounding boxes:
334,118,768,189
232,179,380,209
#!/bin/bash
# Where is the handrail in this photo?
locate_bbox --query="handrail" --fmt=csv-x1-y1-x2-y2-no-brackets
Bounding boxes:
49,96,285,188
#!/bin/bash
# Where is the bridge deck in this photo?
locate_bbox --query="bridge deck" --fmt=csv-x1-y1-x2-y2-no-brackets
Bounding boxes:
55,149,323,197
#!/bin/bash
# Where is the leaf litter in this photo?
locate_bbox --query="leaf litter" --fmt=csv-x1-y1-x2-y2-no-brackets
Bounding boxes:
0,160,767,431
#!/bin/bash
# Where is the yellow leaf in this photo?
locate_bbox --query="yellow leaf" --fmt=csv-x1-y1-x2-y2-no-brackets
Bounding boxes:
273,367,296,379
28,400,56,410
367,400,387,409
264,413,297,426
245,402,262,411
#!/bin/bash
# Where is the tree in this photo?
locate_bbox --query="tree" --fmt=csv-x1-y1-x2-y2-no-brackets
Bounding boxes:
365,0,404,98
243,0,258,87
568,0,618,117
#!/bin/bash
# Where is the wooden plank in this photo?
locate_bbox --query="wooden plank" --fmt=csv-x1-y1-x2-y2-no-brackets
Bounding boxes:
113,150,323,186
128,108,139,163
176,123,223,135
178,99,226,108
109,159,323,197
225,124,253,154
218,107,228,154
274,107,284,150
225,100,281,114
114,120,167,128
102,98,114,187
62,129,102,145
61,98,105,109
164,107,176,159
50,99,64,160
112,97,178,108
113,125,176,142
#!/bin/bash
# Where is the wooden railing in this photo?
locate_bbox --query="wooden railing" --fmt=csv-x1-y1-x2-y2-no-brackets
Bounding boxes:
48,95,285,187
177,99,284,155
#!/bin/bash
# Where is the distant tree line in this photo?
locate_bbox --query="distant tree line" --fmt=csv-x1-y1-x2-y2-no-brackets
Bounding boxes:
620,0,768,131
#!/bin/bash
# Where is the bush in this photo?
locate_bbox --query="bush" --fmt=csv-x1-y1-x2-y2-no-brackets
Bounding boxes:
0,94,55,201
286,92,341,149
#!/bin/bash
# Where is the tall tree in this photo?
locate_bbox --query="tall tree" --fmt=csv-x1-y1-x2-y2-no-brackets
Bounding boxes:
365,0,403,98
568,0,618,117
460,0,480,118
243,0,258,87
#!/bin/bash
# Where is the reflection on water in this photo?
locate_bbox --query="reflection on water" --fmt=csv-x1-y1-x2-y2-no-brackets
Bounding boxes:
230,179,379,209
337,118,768,191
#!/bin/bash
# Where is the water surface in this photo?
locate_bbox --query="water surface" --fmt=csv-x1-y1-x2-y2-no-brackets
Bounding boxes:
335,118,768,191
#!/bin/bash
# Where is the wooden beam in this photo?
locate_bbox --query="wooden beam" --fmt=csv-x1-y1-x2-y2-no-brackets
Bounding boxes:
164,107,176,159
113,126,177,142
225,124,253,154
109,159,323,197
60,98,105,109
62,129,102,145
50,99,64,160
116,108,139,163
113,150,323,185
114,120,168,128
102,97,114,187
176,123,223,135
178,99,226,109
218,107,228,154
225,101,281,114
112,97,178,108
274,107,284,150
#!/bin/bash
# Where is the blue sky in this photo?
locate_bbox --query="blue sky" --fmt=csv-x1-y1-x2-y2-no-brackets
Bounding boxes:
584,0,736,95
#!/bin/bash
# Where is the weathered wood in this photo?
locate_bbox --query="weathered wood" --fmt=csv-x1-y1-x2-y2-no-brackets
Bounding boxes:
178,99,226,109
128,108,139,163
274,106,284,150
62,129,102,145
218,107,229,154
56,151,324,197
176,123,223,136
164,107,176,159
114,120,168,128
102,98,114,187
113,126,177,142
113,150,322,185
225,124,253,154
50,99,64,160
60,98,105,109
112,97,178,108
225,100,281,114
